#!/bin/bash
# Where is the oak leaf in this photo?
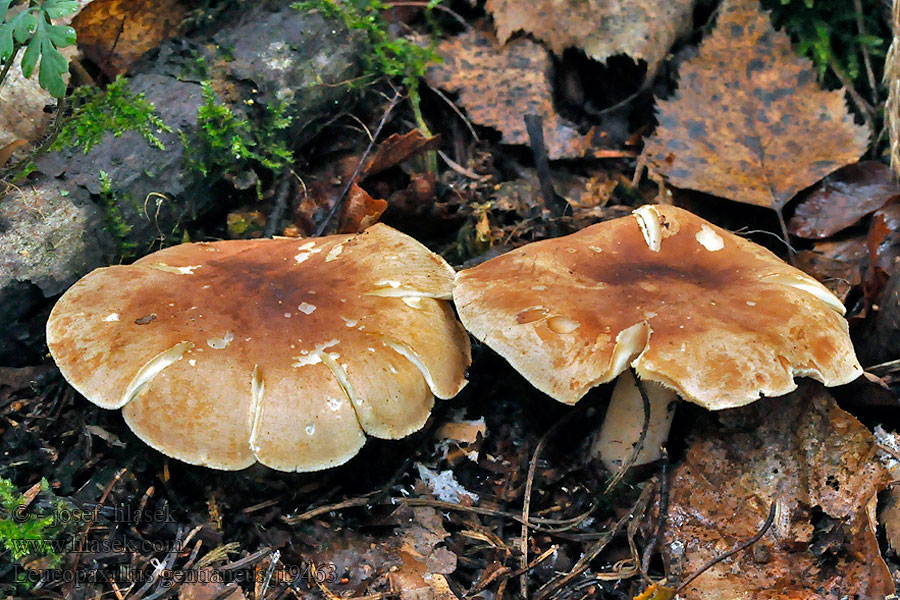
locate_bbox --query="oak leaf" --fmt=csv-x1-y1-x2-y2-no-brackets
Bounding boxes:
641,0,869,212
425,30,598,160
486,0,694,75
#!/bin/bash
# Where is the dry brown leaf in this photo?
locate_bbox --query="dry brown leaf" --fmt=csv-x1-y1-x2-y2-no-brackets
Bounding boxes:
73,0,187,77
486,0,693,74
363,131,441,178
426,30,598,159
178,569,246,600
661,382,892,599
0,140,28,168
338,183,388,233
436,419,486,444
641,0,869,212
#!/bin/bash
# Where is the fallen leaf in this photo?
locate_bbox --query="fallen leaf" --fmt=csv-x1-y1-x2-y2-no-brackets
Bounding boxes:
178,569,246,600
73,0,187,77
794,247,862,302
660,382,892,599
788,162,900,239
874,427,900,555
868,199,900,278
641,0,869,212
0,139,28,168
426,30,599,159
436,419,486,444
486,0,694,75
363,131,441,178
338,183,388,233
633,582,675,600
861,271,900,366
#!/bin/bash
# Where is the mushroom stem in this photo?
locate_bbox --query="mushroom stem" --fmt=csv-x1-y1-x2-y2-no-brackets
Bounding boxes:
592,370,679,475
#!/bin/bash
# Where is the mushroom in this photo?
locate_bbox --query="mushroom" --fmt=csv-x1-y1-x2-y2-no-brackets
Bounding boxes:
47,224,471,472
453,204,862,473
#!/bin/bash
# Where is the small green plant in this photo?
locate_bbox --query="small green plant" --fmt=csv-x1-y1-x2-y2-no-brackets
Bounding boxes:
763,0,889,95
0,477,65,565
98,170,137,259
52,76,172,155
0,0,78,98
183,81,293,182
292,0,441,138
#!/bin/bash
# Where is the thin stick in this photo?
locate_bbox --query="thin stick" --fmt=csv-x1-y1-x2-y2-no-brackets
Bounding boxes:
524,114,568,221
427,84,480,142
774,208,795,265
264,173,293,237
853,0,879,107
534,485,653,600
520,410,581,599
640,447,669,582
674,501,777,595
604,370,652,494
284,495,591,529
314,90,401,236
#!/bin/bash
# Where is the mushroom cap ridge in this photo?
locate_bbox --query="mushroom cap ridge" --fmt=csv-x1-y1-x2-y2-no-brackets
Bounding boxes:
453,204,862,409
47,224,471,471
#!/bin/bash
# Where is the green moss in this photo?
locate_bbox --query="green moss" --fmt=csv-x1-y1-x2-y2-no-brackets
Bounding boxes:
182,81,293,182
763,0,890,95
98,170,137,259
292,0,442,148
52,76,173,155
293,0,439,89
0,478,66,566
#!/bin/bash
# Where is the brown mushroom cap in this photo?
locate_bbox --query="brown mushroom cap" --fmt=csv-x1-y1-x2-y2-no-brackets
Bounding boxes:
453,205,862,409
47,224,471,472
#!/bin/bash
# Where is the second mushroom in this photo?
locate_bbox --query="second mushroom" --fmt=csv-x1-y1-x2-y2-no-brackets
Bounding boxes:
453,204,863,473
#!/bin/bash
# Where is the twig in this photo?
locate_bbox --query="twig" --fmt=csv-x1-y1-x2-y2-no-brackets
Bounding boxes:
520,408,583,599
469,545,559,595
314,90,401,236
732,226,799,255
524,114,568,223
264,173,293,237
284,495,593,529
534,484,653,600
853,0,879,107
426,83,480,142
438,150,485,180
773,209,796,265
640,448,669,582
387,1,469,28
674,501,777,595
218,547,272,571
604,369,652,494
829,56,875,136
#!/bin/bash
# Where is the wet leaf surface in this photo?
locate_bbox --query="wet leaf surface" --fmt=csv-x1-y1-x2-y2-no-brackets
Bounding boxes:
641,0,869,211
662,383,892,599
788,162,900,239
